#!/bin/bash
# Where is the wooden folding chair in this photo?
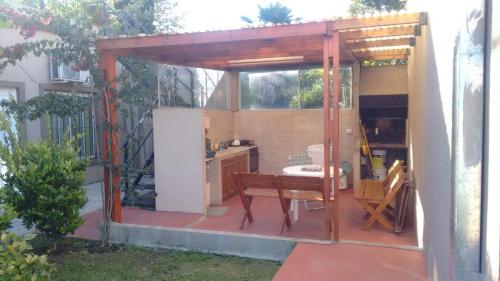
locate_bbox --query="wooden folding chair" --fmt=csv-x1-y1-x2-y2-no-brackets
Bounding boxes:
232,172,280,229
354,160,406,231
276,175,332,239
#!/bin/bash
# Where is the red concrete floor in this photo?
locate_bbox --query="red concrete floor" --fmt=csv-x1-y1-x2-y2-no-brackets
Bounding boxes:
74,189,417,247
273,242,428,281
339,189,417,246
73,207,203,240
194,189,417,246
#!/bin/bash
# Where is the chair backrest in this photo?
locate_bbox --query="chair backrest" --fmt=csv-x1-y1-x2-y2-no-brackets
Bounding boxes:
232,172,276,191
287,152,313,166
276,175,323,193
383,160,405,201
383,160,404,189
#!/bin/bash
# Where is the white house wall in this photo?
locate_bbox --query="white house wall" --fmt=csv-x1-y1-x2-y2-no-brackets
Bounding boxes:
0,28,101,184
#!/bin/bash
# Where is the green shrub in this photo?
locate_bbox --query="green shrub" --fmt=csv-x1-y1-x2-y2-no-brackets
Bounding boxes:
0,232,54,280
0,110,88,240
0,204,17,232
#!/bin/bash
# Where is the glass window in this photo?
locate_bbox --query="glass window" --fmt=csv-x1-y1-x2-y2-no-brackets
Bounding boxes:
46,91,97,159
157,65,229,109
240,67,352,110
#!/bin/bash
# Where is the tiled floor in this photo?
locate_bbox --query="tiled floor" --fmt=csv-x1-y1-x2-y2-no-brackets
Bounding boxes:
273,242,428,281
75,189,417,247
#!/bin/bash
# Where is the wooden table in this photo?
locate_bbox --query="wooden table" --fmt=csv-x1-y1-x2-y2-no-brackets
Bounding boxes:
282,165,343,221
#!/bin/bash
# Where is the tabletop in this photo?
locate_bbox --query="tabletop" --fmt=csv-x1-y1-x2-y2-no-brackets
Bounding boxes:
282,165,343,177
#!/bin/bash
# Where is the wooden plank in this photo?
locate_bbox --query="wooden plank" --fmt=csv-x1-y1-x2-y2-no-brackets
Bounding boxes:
353,48,410,58
345,37,413,50
158,49,323,65
99,51,122,223
96,21,328,51
132,36,325,58
331,31,340,242
331,12,426,30
356,54,408,61
340,25,416,41
244,188,278,197
322,36,332,241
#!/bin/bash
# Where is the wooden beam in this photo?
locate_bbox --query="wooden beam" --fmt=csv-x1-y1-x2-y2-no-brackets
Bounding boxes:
96,22,328,51
356,54,408,61
99,51,122,223
340,25,416,41
331,12,426,31
322,35,331,240
140,36,324,55
331,31,341,242
345,37,413,49
352,48,410,58
158,48,323,64
340,42,355,62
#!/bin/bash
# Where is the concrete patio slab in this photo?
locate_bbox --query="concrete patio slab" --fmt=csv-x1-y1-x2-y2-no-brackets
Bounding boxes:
273,242,428,281
109,222,298,261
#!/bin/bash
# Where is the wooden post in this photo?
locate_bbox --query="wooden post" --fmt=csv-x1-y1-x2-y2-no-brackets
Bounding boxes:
100,51,122,223
322,36,332,240
331,31,341,241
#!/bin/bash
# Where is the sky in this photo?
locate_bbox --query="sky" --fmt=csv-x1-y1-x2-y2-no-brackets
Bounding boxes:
174,0,352,32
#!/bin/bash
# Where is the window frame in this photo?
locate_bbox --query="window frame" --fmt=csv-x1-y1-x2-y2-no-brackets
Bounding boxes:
0,80,27,139
238,65,353,111
39,83,99,164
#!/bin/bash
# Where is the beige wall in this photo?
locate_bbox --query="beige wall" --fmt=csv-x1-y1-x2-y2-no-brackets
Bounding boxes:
231,109,354,183
233,110,323,174
359,64,408,95
204,109,233,144
0,28,100,184
0,29,58,141
153,108,207,214
406,0,481,280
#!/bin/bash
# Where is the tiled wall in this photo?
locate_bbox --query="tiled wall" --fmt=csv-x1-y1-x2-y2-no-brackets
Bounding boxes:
233,110,323,174
204,108,354,184
233,109,354,184
204,109,234,146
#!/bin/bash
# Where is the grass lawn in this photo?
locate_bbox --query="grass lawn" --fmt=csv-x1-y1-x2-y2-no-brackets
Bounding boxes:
32,237,280,281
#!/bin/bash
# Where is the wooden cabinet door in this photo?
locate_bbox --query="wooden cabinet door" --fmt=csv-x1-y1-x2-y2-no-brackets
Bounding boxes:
235,154,249,174
220,154,249,201
221,159,235,201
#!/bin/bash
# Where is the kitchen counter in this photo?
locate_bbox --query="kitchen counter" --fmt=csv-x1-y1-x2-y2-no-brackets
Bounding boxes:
214,146,256,159
206,146,256,204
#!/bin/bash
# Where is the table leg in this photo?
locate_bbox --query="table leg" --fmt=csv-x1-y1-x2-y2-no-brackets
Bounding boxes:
291,199,299,221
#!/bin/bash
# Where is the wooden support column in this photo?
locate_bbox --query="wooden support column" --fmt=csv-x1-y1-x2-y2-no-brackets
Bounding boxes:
331,31,341,241
99,51,122,223
322,35,332,240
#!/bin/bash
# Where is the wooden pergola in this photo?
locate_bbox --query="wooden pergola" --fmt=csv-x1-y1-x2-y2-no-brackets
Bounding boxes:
96,12,427,241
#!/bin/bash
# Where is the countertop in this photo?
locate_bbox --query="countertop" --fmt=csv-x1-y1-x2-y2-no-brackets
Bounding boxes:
205,146,256,162
214,146,255,159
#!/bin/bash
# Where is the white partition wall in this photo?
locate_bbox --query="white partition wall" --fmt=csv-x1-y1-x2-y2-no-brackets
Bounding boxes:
153,108,207,214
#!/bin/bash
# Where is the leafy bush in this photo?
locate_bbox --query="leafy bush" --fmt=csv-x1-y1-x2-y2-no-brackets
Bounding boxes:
0,110,88,240
0,204,16,232
0,232,54,280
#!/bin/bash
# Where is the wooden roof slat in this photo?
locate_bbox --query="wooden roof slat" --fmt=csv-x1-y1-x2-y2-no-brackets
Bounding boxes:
345,37,412,50
353,48,410,59
331,12,426,31
356,54,408,61
340,25,416,41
